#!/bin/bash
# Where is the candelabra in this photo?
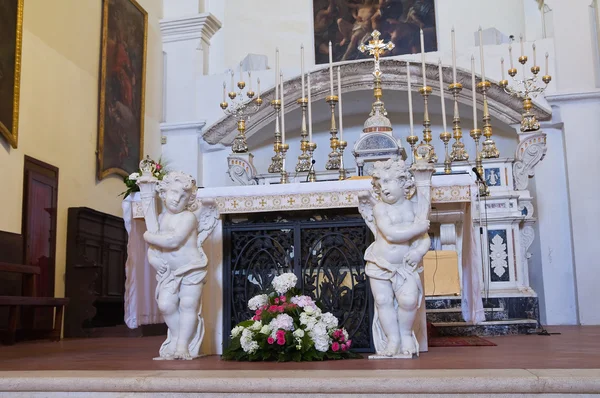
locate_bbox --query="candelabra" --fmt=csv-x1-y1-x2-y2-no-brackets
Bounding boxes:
220,72,263,154
448,83,469,161
477,81,500,159
419,86,438,163
307,142,317,182
295,98,311,172
267,99,283,173
499,46,552,133
279,143,289,184
325,95,341,170
338,140,347,180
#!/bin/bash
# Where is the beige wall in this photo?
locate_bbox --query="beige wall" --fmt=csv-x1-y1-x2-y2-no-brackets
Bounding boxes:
0,0,163,298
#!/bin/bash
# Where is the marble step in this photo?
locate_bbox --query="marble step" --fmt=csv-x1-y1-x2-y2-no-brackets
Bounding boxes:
431,319,539,337
426,307,508,323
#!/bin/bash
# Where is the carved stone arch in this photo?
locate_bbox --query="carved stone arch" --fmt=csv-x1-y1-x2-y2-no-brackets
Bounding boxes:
203,59,552,146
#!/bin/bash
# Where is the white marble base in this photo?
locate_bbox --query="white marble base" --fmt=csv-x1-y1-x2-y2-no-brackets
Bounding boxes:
368,353,417,360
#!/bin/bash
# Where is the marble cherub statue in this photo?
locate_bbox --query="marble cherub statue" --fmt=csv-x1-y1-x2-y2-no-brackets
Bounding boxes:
138,169,219,360
358,157,433,358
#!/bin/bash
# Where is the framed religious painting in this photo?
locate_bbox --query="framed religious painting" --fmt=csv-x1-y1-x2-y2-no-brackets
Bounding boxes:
97,0,147,180
0,0,24,149
313,0,437,65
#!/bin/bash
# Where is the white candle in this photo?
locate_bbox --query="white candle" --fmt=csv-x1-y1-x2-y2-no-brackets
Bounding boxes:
451,27,457,83
438,59,447,133
407,61,414,136
257,78,261,99
520,34,524,57
301,44,305,99
275,47,279,100
280,72,285,144
328,41,334,96
222,81,226,102
230,70,234,92
532,43,537,66
479,27,486,82
239,62,243,85
471,55,477,130
248,71,252,91
508,44,514,69
337,66,343,140
545,52,549,75
420,29,427,87
307,73,313,142
501,57,505,81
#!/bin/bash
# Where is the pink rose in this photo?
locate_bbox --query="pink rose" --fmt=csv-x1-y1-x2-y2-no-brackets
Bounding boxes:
346,339,352,348
267,337,275,344
280,296,286,302
332,342,340,352
276,329,285,338
256,309,263,316
277,305,285,312
155,164,161,171
277,337,286,345
341,343,348,351
274,298,280,304
268,305,278,313
252,315,260,321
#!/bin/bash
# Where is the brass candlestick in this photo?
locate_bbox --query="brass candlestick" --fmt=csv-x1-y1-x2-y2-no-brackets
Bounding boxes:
419,86,437,163
296,98,311,172
338,140,347,180
220,78,262,154
268,100,283,173
477,81,500,158
307,142,317,182
406,134,419,165
448,83,469,161
325,95,341,170
279,143,289,184
470,127,488,196
440,131,452,174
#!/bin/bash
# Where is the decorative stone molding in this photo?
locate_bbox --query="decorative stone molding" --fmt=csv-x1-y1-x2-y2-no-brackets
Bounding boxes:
440,223,457,251
513,132,547,190
160,13,222,45
203,59,552,146
520,223,536,268
227,154,257,186
160,120,206,135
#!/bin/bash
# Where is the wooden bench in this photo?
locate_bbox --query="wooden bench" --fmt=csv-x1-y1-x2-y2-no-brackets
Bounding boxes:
0,262,69,345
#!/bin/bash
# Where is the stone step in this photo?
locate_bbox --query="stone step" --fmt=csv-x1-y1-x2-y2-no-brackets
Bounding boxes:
431,319,539,337
427,307,508,323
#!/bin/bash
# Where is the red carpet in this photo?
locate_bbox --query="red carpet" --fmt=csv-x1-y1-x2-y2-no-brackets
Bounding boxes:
428,336,497,347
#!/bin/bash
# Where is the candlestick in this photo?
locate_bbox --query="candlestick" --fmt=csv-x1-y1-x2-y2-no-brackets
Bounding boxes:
407,61,414,136
451,27,457,83
532,43,537,66
338,66,343,140
479,27,486,82
308,73,313,142
239,62,243,86
501,58,505,81
471,55,477,130
280,72,285,144
438,59,447,133
545,52,549,76
509,44,514,69
329,41,334,97
420,28,427,88
520,34,524,57
301,44,305,99
275,47,279,100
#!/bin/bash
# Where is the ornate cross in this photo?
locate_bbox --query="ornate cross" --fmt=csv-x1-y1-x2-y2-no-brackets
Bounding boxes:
358,30,395,78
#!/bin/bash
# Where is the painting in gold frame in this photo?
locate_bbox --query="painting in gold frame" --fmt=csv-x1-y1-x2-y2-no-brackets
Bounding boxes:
0,0,24,149
97,0,147,180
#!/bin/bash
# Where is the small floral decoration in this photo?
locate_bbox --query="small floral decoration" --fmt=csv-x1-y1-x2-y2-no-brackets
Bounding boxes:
119,157,168,198
222,273,361,362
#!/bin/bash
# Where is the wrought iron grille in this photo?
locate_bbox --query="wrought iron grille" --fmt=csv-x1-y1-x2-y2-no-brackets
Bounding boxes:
223,210,374,352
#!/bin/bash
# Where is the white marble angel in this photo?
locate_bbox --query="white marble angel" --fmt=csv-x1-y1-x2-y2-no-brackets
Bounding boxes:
141,171,219,360
358,158,433,358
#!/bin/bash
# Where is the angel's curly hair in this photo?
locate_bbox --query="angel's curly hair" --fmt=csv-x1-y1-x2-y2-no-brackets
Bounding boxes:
156,171,198,211
370,159,415,198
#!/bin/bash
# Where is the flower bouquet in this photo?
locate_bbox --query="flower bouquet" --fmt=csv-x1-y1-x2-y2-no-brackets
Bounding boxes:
222,273,361,362
119,157,168,198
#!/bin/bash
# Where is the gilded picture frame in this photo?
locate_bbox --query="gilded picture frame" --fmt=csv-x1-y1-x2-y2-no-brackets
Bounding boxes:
0,0,24,149
97,0,147,180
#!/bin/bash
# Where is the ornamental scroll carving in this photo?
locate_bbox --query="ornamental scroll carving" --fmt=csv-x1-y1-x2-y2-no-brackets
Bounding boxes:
513,132,547,190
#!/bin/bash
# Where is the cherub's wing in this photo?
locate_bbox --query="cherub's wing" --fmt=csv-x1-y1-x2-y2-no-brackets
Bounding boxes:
193,198,220,248
357,190,378,238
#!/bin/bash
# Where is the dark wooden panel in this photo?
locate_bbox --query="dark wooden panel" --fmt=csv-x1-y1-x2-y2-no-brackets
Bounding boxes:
0,231,24,329
0,296,68,306
0,263,40,274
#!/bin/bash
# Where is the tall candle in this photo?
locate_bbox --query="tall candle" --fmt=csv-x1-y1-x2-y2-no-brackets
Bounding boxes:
230,70,234,92
257,78,261,99
222,81,226,102
280,72,285,143
438,59,447,133
545,52,549,75
407,61,414,136
508,44,514,69
275,47,280,100
479,27,486,82
532,43,537,66
451,27,457,83
420,28,427,87
520,34,524,57
501,57,505,81
248,71,252,91
301,44,306,99
471,55,477,130
239,62,243,85
328,41,334,96
337,66,343,140
307,73,313,142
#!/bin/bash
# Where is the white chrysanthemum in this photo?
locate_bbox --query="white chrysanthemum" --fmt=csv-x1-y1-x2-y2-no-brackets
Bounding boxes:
259,324,272,335
248,294,269,311
231,325,244,338
240,329,259,354
270,313,294,331
320,312,339,330
128,172,140,181
249,321,262,331
271,273,298,295
293,329,305,338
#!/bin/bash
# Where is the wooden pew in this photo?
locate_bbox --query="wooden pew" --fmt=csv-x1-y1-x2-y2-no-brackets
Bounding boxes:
0,262,69,345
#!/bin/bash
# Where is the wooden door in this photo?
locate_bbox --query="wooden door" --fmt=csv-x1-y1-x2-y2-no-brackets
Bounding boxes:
22,156,58,329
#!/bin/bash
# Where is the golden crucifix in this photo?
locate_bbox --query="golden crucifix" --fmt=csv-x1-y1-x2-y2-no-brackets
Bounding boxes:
358,30,395,79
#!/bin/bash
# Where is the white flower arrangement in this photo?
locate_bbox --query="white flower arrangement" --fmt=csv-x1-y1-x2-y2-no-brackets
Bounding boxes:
271,273,298,295
248,294,269,311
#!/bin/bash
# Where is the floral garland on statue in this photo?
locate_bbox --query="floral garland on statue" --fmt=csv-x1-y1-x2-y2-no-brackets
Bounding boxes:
222,273,361,362
119,157,168,199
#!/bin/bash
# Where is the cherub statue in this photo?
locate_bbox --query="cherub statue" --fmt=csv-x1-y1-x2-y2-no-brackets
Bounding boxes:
358,158,432,358
140,171,219,360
